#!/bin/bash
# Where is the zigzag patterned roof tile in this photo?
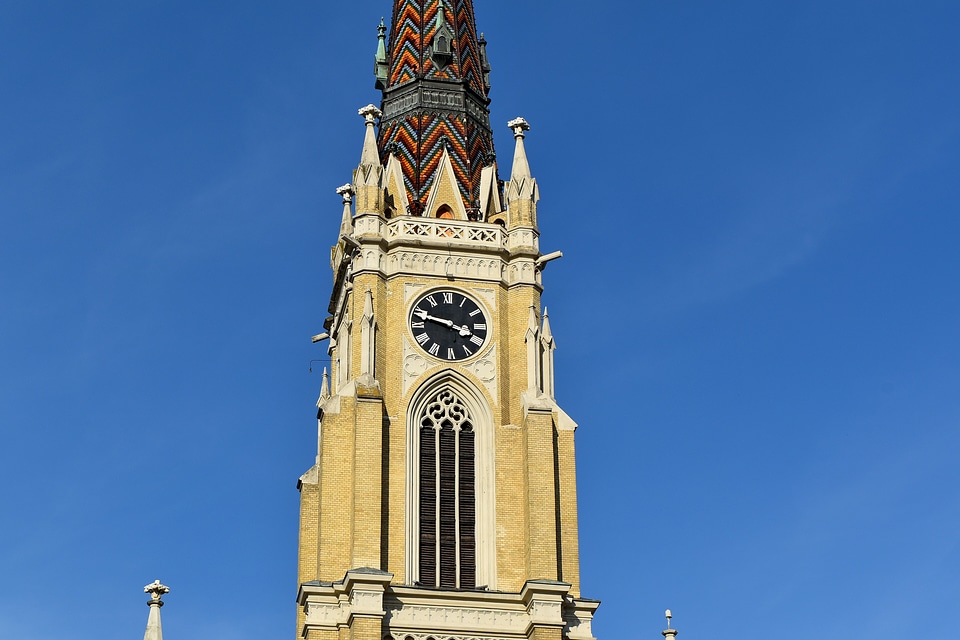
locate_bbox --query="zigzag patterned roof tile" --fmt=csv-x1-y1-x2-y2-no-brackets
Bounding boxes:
377,0,496,215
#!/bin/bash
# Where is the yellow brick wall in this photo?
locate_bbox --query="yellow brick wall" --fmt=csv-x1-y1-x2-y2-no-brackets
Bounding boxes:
317,396,356,582
296,473,320,634
349,616,382,640
557,428,582,597
529,625,564,640
524,408,559,582
298,209,585,606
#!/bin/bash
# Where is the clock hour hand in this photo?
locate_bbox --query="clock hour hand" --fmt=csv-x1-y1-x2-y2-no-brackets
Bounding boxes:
413,308,453,328
452,323,473,337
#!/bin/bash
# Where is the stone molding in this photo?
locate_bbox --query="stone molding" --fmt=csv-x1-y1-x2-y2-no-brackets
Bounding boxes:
563,599,600,640
381,86,490,128
300,570,394,631
385,602,528,635
350,215,542,287
376,582,597,640
402,336,497,400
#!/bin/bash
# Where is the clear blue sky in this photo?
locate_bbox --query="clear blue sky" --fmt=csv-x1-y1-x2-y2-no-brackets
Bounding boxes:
2,1,958,638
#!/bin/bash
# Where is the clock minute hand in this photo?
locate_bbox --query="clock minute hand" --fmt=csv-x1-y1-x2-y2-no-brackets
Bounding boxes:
414,308,453,328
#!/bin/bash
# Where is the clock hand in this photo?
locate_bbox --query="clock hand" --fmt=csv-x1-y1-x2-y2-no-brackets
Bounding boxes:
414,308,454,328
413,309,475,336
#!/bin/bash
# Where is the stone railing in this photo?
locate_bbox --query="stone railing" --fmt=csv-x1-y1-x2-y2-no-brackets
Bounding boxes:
386,218,505,247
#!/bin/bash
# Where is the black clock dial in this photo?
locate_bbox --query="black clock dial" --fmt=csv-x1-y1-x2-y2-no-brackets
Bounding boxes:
409,290,489,361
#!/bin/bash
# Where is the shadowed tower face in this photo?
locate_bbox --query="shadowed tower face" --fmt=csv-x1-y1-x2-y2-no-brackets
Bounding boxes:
296,2,600,640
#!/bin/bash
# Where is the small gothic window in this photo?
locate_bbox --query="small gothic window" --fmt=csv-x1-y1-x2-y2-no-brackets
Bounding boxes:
437,35,448,53
419,390,476,589
437,205,454,220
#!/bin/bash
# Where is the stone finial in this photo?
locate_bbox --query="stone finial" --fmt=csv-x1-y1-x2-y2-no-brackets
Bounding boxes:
527,304,539,335
508,117,530,138
375,19,389,90
363,287,374,319
525,304,541,393
541,307,553,341
359,287,377,382
337,184,355,203
338,185,355,236
143,580,169,640
144,580,170,602
358,105,383,125
662,609,677,640
357,106,384,175
320,367,330,402
540,307,556,399
507,117,534,184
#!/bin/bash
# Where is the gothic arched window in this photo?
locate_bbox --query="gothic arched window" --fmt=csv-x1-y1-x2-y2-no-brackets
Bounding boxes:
418,389,476,589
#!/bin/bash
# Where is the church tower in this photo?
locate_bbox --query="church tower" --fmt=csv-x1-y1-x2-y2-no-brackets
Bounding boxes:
297,2,599,640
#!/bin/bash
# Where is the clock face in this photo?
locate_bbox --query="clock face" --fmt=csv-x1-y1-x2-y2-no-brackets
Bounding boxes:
409,290,489,361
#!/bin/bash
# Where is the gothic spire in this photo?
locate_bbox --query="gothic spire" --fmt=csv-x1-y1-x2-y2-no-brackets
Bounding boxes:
374,18,389,90
377,0,496,217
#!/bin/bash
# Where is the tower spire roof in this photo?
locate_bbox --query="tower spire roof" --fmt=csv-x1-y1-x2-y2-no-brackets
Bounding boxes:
377,0,496,216
383,0,487,96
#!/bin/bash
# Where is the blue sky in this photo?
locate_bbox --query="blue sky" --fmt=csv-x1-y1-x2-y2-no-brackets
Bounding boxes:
1,1,958,638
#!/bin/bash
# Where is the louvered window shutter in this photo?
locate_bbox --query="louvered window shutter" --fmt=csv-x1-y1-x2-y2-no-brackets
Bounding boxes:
418,390,478,589
459,423,476,588
419,419,437,586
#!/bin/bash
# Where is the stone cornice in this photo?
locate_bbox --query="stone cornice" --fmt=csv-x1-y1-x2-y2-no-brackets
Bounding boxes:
300,577,597,640
346,215,544,288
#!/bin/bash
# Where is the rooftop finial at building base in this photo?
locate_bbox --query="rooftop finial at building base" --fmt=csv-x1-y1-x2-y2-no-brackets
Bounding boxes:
663,609,677,640
143,581,169,640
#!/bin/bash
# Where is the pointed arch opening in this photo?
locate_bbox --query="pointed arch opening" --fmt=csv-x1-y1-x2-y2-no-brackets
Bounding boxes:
406,372,496,590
